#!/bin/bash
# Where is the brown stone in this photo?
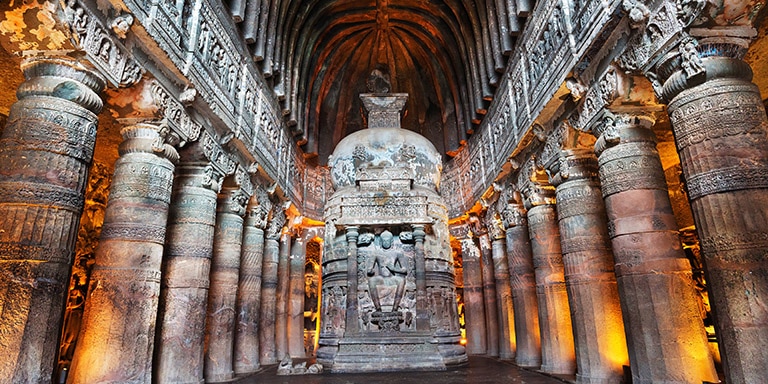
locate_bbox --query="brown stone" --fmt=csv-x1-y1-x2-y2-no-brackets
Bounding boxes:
288,235,307,357
68,124,175,383
275,231,292,359
478,233,500,357
491,236,516,360
460,236,488,355
259,210,285,365
0,57,104,383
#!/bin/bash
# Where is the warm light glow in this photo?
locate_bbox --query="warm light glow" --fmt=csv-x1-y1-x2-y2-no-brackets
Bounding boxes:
459,338,467,346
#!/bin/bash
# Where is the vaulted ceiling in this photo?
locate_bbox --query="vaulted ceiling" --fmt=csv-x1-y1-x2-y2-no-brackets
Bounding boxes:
228,0,533,164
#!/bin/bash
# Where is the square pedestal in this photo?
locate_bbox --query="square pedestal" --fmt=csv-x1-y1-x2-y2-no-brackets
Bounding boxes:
330,335,446,373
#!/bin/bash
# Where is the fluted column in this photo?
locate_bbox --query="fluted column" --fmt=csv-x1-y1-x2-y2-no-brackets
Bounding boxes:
288,234,307,357
459,232,487,355
0,57,105,383
524,182,576,375
659,48,768,384
478,231,500,357
275,230,292,359
69,123,176,383
595,114,716,383
234,196,268,374
487,215,515,360
259,209,285,365
503,202,541,368
204,186,248,382
154,149,222,384
548,149,629,384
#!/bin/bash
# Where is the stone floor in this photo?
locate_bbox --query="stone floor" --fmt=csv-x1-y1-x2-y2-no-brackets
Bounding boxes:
235,356,571,384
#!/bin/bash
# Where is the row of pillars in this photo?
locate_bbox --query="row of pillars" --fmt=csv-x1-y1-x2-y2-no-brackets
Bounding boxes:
0,56,311,384
458,54,768,384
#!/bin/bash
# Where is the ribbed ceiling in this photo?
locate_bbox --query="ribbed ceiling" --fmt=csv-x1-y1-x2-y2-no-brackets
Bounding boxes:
229,0,533,164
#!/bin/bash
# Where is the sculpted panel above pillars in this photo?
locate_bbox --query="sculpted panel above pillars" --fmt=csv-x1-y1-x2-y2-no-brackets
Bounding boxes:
0,56,105,384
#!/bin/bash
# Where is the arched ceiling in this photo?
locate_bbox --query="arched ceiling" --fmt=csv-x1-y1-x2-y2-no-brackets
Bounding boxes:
229,0,533,164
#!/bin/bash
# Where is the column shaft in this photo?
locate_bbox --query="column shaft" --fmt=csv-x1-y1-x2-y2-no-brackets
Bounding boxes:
275,232,292,359
460,237,487,354
479,234,499,357
69,124,175,383
204,187,246,382
599,124,717,382
491,237,516,360
0,57,104,383
288,236,307,357
504,204,541,368
344,227,360,335
154,159,219,383
258,231,280,364
666,59,768,383
234,203,265,374
527,203,576,374
551,150,629,383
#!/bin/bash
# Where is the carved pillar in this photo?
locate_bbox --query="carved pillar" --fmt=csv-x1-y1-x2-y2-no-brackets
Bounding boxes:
487,214,515,360
524,182,576,375
478,231,500,357
0,57,105,382
548,149,630,383
659,45,768,384
234,195,268,374
259,208,284,365
343,226,360,335
275,230,292,360
412,224,430,331
503,202,541,368
154,147,223,383
594,114,716,383
288,233,307,357
204,185,248,382
459,231,487,355
68,123,176,383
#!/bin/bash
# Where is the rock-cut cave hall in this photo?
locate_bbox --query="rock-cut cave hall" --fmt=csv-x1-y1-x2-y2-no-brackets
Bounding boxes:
0,0,767,383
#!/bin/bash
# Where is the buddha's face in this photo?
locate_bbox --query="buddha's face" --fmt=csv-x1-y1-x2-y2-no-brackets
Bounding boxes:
380,230,393,249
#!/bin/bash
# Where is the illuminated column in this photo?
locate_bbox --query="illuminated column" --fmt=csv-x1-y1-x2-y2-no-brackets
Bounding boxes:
288,233,308,357
658,46,768,384
234,195,268,374
69,124,176,383
487,214,516,360
275,230,292,359
548,148,629,383
502,202,541,368
524,181,576,375
459,230,488,355
0,57,104,382
594,114,716,383
154,146,223,383
204,185,248,382
259,208,285,364
478,231,500,357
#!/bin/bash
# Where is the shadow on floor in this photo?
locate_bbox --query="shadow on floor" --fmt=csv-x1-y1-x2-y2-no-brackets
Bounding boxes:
234,356,572,384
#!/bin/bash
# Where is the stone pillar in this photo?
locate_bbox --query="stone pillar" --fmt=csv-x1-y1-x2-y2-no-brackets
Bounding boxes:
258,209,284,365
524,182,576,375
0,57,104,382
234,196,267,374
343,226,360,335
68,124,176,383
204,186,248,382
154,150,222,383
275,230,292,359
548,149,630,383
288,234,307,358
412,224,431,331
659,50,768,384
502,202,541,368
478,232,500,357
488,218,516,360
594,114,717,383
459,234,487,355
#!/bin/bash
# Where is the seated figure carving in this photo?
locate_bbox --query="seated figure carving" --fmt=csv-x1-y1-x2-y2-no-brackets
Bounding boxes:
366,230,406,313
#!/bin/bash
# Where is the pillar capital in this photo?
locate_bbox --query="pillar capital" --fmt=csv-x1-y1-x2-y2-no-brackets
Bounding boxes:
266,205,287,240
118,122,181,163
217,186,249,216
501,203,527,230
18,56,106,113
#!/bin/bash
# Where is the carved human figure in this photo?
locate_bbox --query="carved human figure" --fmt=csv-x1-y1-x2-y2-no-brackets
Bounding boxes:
366,230,407,312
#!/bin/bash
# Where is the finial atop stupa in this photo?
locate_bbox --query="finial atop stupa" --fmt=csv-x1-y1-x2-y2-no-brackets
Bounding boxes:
366,67,391,93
